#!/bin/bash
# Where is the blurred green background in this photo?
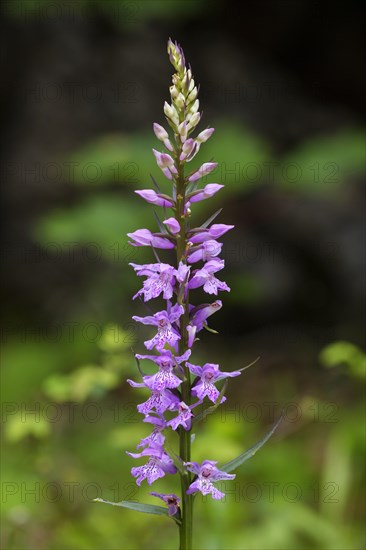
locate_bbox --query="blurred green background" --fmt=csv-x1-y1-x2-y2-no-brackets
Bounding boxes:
1,1,365,549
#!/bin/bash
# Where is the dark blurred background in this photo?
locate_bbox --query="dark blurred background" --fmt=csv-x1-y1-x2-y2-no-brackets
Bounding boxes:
1,1,365,549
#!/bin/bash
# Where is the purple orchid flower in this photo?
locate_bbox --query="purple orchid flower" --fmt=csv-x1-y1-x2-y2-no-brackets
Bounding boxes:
127,384,180,414
187,240,223,264
143,365,182,391
129,262,177,301
137,415,167,448
122,40,250,541
188,259,230,295
127,229,175,249
167,401,194,431
185,460,236,499
186,362,241,403
127,442,177,486
150,492,181,516
136,348,191,368
135,189,174,208
132,303,184,350
130,349,191,392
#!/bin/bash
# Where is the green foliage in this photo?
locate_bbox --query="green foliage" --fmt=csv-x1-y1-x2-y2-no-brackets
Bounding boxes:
319,341,365,379
279,131,365,190
94,498,181,525
2,112,365,548
221,414,282,473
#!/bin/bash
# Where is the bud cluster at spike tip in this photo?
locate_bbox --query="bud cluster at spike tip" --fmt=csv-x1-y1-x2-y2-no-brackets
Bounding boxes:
126,38,240,508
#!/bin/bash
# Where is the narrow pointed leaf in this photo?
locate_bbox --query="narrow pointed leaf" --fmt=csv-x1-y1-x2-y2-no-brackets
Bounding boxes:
221,415,283,473
133,353,146,377
201,208,223,229
93,498,181,524
153,210,168,233
164,443,186,476
185,179,200,194
150,174,161,192
151,245,162,263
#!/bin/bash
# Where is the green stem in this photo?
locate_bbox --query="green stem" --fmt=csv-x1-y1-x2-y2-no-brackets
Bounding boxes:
175,147,193,550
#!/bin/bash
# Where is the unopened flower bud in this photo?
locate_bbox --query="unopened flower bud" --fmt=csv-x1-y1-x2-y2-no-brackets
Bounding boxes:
169,85,179,100
178,121,188,142
163,217,180,234
189,99,199,115
188,86,198,101
164,102,179,125
152,149,175,169
175,93,185,109
189,162,218,182
196,128,215,144
153,123,169,142
186,112,201,131
179,139,196,162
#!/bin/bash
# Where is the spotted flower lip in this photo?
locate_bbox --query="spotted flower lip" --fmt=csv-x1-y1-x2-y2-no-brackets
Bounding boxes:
137,415,167,449
187,362,241,403
129,262,177,302
132,387,180,414
188,259,230,295
167,401,194,431
143,364,182,391
127,442,177,485
132,303,184,351
185,460,236,499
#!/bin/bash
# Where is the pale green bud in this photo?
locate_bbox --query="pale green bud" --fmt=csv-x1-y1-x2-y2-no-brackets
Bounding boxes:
175,93,185,109
189,99,199,115
187,112,200,131
164,101,179,125
170,85,179,100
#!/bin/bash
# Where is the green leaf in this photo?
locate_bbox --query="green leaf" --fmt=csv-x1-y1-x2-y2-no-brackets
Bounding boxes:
220,414,283,473
93,498,181,525
153,210,168,234
201,208,223,229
